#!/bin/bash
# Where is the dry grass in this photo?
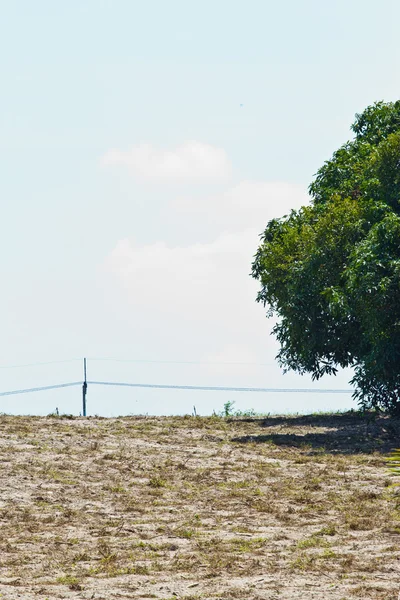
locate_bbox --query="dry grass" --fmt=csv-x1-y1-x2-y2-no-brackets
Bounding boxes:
0,411,400,599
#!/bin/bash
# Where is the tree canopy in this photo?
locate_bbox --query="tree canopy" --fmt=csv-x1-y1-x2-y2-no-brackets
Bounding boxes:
252,101,400,413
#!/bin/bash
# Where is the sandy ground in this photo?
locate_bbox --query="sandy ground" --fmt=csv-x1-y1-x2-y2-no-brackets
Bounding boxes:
0,412,400,599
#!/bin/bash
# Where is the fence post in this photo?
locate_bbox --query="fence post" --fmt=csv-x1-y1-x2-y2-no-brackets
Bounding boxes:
82,358,87,417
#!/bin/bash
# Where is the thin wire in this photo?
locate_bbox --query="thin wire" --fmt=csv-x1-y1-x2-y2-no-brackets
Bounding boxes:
0,382,82,397
88,381,353,394
87,357,276,367
0,358,81,370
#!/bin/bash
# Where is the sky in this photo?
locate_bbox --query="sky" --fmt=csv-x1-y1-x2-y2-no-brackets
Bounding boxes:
1,0,399,416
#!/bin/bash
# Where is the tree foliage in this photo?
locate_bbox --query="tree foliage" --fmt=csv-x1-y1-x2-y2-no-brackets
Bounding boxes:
252,101,400,413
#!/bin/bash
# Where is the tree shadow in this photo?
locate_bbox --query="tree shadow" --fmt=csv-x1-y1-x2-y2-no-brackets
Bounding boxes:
230,412,400,455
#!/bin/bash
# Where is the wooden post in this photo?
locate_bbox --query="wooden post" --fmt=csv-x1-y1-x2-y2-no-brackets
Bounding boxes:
82,358,87,417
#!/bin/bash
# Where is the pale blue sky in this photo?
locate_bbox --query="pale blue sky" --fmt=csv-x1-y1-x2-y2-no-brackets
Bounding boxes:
1,0,399,416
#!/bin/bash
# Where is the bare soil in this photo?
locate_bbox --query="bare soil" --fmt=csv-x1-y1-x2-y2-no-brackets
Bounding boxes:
1,412,400,599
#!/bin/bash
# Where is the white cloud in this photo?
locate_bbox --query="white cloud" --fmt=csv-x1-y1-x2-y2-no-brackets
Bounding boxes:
171,180,309,231
104,229,259,327
102,229,291,388
102,179,309,363
102,141,232,182
102,227,272,380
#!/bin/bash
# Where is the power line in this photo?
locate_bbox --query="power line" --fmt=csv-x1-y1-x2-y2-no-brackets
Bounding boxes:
0,356,282,369
88,381,353,394
0,358,81,370
0,379,353,400
87,357,276,367
0,356,308,369
0,382,82,397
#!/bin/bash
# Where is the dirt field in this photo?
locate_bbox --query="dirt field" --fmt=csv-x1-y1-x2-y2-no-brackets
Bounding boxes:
1,412,400,600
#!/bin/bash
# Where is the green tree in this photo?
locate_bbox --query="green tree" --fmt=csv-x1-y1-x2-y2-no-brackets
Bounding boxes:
252,101,400,413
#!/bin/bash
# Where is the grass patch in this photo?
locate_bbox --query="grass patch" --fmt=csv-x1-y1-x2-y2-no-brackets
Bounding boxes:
0,412,399,598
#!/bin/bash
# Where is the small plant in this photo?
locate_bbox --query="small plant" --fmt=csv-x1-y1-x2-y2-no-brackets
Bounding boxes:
222,400,236,417
108,484,126,493
174,527,195,539
321,548,336,560
297,535,330,549
56,575,81,587
316,524,337,536
387,448,400,477
46,412,75,419
217,401,261,417
148,476,166,488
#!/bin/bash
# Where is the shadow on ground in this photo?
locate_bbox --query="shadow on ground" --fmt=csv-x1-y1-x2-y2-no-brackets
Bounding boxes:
230,412,400,455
